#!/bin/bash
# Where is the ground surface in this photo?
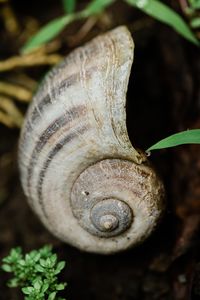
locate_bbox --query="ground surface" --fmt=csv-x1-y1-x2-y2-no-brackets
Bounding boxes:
0,1,200,299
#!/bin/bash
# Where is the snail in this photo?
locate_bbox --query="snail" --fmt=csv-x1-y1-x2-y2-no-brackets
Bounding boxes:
18,26,165,254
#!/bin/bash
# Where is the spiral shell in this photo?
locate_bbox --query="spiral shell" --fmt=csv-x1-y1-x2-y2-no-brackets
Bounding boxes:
18,26,165,254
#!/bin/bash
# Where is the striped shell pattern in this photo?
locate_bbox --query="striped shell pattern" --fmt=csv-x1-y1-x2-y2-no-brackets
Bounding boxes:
18,26,165,254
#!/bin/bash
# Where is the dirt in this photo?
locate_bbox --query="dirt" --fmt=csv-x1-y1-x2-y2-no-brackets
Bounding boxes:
0,1,200,299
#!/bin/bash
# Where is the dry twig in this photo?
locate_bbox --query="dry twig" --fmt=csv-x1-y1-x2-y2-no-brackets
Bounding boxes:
1,4,20,35
0,82,32,102
0,96,23,128
67,16,98,47
0,53,62,72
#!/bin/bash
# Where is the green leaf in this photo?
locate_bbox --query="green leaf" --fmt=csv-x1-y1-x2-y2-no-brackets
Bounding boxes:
7,247,22,262
11,247,22,257
62,0,76,13
25,254,31,262
33,279,42,290
55,261,66,274
29,250,37,259
49,254,57,267
41,282,49,293
18,259,26,266
147,129,200,151
39,258,47,267
22,286,34,295
39,245,52,258
33,253,41,262
8,278,20,288
84,0,115,16
190,17,200,28
46,257,52,268
35,264,45,272
1,264,12,272
21,14,74,54
126,0,199,46
48,291,56,300
56,283,66,290
188,0,200,9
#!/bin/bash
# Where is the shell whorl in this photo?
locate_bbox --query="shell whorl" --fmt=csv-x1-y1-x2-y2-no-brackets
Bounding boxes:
18,26,165,254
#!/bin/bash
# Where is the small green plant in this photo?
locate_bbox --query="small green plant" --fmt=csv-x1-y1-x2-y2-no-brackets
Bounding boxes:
1,245,67,300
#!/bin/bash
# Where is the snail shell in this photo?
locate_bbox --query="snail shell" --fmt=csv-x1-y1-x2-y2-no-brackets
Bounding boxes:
18,26,165,254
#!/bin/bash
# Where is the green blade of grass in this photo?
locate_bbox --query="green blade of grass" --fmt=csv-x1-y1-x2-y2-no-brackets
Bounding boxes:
21,14,74,54
147,129,200,151
188,0,200,9
125,0,199,46
83,0,115,16
62,0,76,14
191,17,200,28
21,0,115,53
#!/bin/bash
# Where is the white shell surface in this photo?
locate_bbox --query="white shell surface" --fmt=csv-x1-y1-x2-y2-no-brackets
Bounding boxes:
18,26,164,254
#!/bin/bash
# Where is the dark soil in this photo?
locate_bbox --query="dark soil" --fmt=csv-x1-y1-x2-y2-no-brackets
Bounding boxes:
1,1,200,299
